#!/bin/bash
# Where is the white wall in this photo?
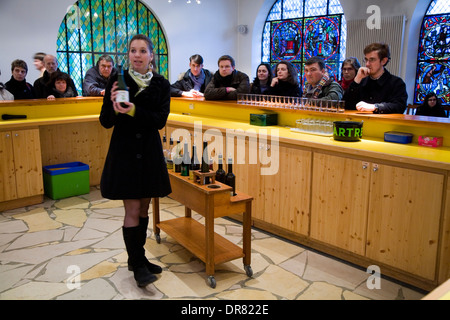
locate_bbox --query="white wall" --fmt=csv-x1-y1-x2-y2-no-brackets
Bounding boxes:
0,0,429,104
0,0,242,84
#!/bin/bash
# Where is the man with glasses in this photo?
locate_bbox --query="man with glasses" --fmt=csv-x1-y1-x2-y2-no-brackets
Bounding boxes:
344,43,407,114
83,55,117,96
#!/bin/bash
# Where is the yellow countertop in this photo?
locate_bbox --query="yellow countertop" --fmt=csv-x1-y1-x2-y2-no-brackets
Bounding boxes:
167,112,450,170
1,97,449,170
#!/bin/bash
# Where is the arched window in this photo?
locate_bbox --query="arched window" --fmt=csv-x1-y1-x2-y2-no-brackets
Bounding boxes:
56,0,168,95
261,0,346,87
414,0,450,105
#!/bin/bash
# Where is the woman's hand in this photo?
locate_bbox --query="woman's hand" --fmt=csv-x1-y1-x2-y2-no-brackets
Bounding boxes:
271,77,279,87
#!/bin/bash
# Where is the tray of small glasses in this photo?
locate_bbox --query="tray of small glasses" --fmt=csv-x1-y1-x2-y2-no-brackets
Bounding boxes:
290,128,333,137
290,118,334,137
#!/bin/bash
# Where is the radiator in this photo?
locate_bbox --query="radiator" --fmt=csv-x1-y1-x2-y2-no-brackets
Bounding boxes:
346,15,406,76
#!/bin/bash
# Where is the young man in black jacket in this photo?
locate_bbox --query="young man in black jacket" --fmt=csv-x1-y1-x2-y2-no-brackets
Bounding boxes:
344,43,407,114
170,54,213,98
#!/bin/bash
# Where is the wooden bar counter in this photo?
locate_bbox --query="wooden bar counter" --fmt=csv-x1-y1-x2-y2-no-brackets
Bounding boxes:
152,171,253,288
1,97,449,291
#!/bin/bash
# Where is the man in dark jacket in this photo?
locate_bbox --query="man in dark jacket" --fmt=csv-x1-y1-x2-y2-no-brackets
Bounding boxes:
33,54,78,99
204,55,250,100
170,54,213,98
344,43,407,114
83,55,117,96
5,59,35,100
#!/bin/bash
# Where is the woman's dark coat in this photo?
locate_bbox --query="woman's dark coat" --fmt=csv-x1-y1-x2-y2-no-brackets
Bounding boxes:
99,71,171,199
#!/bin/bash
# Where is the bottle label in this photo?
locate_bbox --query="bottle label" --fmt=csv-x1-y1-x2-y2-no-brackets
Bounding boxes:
116,90,129,103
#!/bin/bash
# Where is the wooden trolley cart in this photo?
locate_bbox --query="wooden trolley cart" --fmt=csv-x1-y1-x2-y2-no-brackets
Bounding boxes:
152,171,253,288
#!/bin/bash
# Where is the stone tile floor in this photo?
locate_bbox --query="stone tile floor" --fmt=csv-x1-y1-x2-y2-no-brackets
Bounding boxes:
0,187,427,300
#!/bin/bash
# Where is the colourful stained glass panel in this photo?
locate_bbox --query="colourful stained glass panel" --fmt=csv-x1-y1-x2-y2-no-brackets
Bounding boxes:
262,1,346,87
79,0,92,52
138,2,148,34
418,15,450,61
91,1,105,52
415,61,450,104
127,0,138,37
56,0,169,92
104,0,116,53
271,19,303,62
414,1,450,105
303,16,340,61
116,0,128,54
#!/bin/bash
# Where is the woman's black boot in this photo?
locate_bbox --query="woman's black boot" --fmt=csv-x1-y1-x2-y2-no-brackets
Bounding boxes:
127,217,163,274
122,226,157,287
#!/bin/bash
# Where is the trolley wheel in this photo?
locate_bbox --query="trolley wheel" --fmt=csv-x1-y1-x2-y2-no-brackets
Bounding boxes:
155,234,161,244
207,276,216,288
244,265,253,277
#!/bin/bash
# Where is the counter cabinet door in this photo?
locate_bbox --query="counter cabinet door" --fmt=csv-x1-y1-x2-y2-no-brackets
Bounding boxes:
0,131,18,201
366,164,443,281
310,153,370,255
12,129,43,199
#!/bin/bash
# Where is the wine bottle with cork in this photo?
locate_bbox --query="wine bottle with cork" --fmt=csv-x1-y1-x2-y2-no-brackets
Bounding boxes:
116,65,129,107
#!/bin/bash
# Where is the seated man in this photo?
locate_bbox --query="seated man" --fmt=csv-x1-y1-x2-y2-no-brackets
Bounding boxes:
83,55,117,96
344,43,407,114
171,54,213,98
204,55,250,100
302,56,343,100
34,54,78,98
5,59,35,99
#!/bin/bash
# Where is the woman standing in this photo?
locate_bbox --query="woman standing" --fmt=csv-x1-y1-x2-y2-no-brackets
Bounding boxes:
100,34,171,287
267,60,301,97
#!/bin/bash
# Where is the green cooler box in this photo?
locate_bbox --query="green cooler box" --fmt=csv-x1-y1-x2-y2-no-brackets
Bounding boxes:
43,162,90,199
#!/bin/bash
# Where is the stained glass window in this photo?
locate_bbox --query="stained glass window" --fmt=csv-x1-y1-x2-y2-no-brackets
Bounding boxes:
56,0,168,95
261,0,346,87
414,0,450,105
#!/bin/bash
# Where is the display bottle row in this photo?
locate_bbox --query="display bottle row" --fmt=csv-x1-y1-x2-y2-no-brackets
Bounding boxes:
163,136,236,196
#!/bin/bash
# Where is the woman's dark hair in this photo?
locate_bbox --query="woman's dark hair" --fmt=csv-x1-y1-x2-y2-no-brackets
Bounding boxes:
190,54,204,65
253,63,273,84
129,34,154,52
276,60,298,85
49,71,71,90
423,92,441,108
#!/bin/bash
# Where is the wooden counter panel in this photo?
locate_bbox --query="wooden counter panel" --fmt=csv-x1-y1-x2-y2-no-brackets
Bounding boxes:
39,122,112,186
